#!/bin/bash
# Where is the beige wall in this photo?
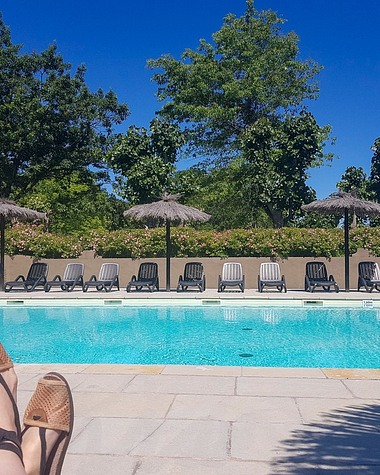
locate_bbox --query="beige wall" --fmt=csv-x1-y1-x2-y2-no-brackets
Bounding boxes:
4,248,377,290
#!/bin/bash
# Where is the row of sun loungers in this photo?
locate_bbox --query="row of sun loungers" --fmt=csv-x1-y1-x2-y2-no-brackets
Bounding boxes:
4,261,380,293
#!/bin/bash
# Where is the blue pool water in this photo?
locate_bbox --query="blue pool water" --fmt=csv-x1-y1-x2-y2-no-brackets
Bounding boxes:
1,305,380,368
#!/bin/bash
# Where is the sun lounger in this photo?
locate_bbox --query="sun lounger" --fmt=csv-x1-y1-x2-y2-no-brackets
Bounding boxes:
45,263,84,292
126,262,159,292
83,263,119,292
305,262,339,292
258,262,286,292
177,262,205,292
218,262,244,292
5,262,48,292
358,261,380,292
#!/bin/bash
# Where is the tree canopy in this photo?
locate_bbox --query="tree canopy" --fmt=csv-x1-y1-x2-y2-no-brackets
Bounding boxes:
107,118,184,204
148,0,323,158
0,14,129,199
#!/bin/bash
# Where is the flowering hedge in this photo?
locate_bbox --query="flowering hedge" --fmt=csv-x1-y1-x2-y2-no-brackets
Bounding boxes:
6,224,380,259
7,224,83,259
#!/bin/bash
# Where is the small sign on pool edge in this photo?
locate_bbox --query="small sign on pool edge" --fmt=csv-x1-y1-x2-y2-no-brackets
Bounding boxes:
363,300,374,309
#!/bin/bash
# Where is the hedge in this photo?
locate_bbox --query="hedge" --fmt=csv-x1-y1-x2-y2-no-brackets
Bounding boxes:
5,224,380,259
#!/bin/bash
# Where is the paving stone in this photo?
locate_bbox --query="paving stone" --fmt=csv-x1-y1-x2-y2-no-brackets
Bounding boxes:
168,394,301,423
343,379,380,399
73,392,174,418
129,419,230,459
63,454,140,475
69,418,163,455
137,457,274,475
237,377,353,398
162,364,241,376
242,367,326,378
123,374,235,395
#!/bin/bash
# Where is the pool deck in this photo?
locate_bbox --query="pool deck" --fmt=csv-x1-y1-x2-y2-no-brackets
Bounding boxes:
5,289,380,474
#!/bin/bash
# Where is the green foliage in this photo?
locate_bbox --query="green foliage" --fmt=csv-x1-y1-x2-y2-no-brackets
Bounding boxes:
16,172,128,235
8,225,380,260
107,118,184,204
0,14,129,198
7,225,83,258
337,166,370,199
89,227,351,259
241,112,333,227
148,0,322,157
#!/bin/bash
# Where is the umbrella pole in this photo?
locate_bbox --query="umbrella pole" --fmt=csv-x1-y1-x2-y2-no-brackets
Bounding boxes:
344,208,349,292
166,220,171,292
0,216,4,291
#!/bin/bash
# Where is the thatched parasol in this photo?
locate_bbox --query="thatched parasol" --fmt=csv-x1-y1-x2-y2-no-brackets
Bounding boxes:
301,191,380,291
0,199,46,291
124,194,211,291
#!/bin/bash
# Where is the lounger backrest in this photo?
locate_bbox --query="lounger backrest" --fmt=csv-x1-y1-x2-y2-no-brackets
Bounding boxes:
306,262,328,281
260,263,281,281
184,262,204,281
27,263,48,282
222,263,242,281
138,263,158,281
99,263,119,281
358,261,380,281
62,263,84,281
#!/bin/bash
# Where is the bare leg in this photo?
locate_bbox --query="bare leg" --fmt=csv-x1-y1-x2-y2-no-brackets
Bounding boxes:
0,367,26,475
21,427,61,475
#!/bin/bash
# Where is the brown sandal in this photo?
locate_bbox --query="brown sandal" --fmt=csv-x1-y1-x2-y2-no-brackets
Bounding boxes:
22,372,74,475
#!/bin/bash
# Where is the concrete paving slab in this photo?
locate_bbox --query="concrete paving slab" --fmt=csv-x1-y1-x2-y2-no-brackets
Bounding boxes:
168,394,301,423
70,418,164,455
73,392,175,418
63,454,140,475
82,364,165,374
296,397,380,423
136,457,274,475
231,421,304,461
323,368,380,379
71,373,135,393
129,419,230,459
162,364,241,376
122,374,236,395
237,376,353,398
242,366,326,378
343,379,380,399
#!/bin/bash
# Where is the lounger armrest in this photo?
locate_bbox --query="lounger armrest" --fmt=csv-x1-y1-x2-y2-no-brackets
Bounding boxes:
88,275,97,282
14,275,25,282
131,275,137,282
329,275,335,281
52,275,62,282
178,275,183,283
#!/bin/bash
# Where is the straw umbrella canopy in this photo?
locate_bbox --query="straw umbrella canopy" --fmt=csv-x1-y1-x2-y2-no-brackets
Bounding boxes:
123,194,211,291
0,199,46,291
301,191,380,291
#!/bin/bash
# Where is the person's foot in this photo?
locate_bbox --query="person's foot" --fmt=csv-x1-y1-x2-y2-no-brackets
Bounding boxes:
21,373,74,475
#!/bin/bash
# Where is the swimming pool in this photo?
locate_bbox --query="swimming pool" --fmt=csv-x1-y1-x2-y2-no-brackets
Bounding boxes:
1,304,380,368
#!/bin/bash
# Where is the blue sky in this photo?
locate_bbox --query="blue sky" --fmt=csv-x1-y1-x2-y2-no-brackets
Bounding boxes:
1,0,379,198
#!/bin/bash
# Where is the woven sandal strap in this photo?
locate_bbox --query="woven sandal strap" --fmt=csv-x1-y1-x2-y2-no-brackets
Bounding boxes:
0,373,21,438
0,428,23,462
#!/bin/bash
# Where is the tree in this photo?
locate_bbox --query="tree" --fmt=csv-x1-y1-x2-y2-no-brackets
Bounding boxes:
337,166,370,198
0,14,129,199
148,0,323,159
241,112,333,227
18,172,127,235
369,138,380,201
107,118,184,204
